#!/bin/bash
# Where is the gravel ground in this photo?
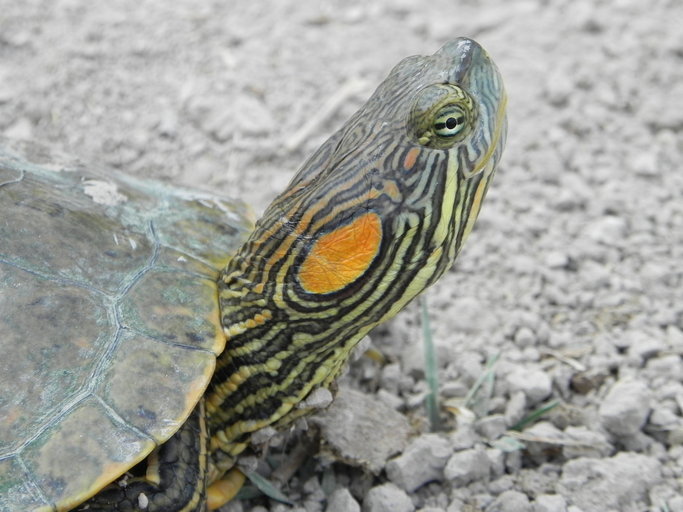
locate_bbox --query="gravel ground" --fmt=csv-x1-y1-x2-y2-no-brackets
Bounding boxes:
2,1,682,511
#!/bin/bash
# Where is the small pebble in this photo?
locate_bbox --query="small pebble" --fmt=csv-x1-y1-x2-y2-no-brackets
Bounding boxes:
504,392,527,428
485,490,532,512
582,215,628,245
450,424,478,450
487,448,506,478
326,488,360,512
488,475,515,494
444,447,490,486
313,387,411,474
363,483,413,512
476,414,507,440
506,367,552,404
562,427,612,459
645,354,683,380
386,433,453,492
559,452,661,510
599,378,652,436
533,494,567,512
667,496,683,512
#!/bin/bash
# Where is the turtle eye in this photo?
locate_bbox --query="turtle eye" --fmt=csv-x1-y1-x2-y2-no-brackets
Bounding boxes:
433,105,467,138
410,83,477,149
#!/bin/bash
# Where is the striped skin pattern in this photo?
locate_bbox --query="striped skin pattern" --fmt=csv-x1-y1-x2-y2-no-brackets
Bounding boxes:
209,38,507,468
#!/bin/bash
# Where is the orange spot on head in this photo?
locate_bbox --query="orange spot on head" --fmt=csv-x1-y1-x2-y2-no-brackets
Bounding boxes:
403,147,421,171
298,212,382,294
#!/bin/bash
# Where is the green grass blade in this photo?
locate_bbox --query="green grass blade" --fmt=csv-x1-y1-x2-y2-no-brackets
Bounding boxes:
510,399,561,431
242,470,294,505
420,295,441,431
463,352,500,410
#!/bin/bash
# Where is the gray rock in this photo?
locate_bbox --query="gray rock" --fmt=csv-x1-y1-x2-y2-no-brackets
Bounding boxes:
518,467,559,497
543,251,570,270
505,450,523,474
645,354,683,380
363,483,413,512
446,498,466,512
668,427,683,446
562,427,612,459
457,351,486,383
326,488,360,512
649,485,681,511
558,452,661,511
386,433,453,492
514,326,537,346
533,494,567,512
506,367,552,404
379,363,402,394
505,391,527,428
621,331,665,361
668,496,683,512
649,406,679,428
476,414,508,440
303,476,326,508
274,505,306,512
441,380,469,398
376,388,403,410
485,490,532,512
598,378,652,436
450,424,478,450
313,387,412,474
488,475,515,494
487,448,506,478
444,447,490,486
298,387,334,410
219,498,244,512
582,215,628,245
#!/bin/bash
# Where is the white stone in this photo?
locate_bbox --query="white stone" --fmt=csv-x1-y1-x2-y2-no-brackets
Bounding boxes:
533,494,567,512
506,367,552,404
599,378,652,436
504,391,527,428
562,426,612,459
558,453,661,511
326,488,360,512
363,483,413,512
444,447,490,486
386,433,453,492
485,490,532,512
476,414,507,440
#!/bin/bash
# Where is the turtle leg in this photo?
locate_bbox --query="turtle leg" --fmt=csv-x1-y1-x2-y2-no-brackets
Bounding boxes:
77,401,209,512
205,468,246,510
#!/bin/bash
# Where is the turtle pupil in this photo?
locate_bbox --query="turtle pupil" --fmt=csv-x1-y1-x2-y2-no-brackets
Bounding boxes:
446,117,459,129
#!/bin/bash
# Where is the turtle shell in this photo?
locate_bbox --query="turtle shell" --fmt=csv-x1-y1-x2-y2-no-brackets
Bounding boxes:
0,140,253,511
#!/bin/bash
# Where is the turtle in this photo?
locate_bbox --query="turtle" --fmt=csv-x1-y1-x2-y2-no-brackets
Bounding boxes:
0,37,507,511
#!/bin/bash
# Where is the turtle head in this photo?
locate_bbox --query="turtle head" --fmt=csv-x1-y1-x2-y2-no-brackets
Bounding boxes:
250,37,507,307
212,38,506,455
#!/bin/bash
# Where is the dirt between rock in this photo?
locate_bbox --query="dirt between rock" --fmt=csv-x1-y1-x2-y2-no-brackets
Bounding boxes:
1,1,682,511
